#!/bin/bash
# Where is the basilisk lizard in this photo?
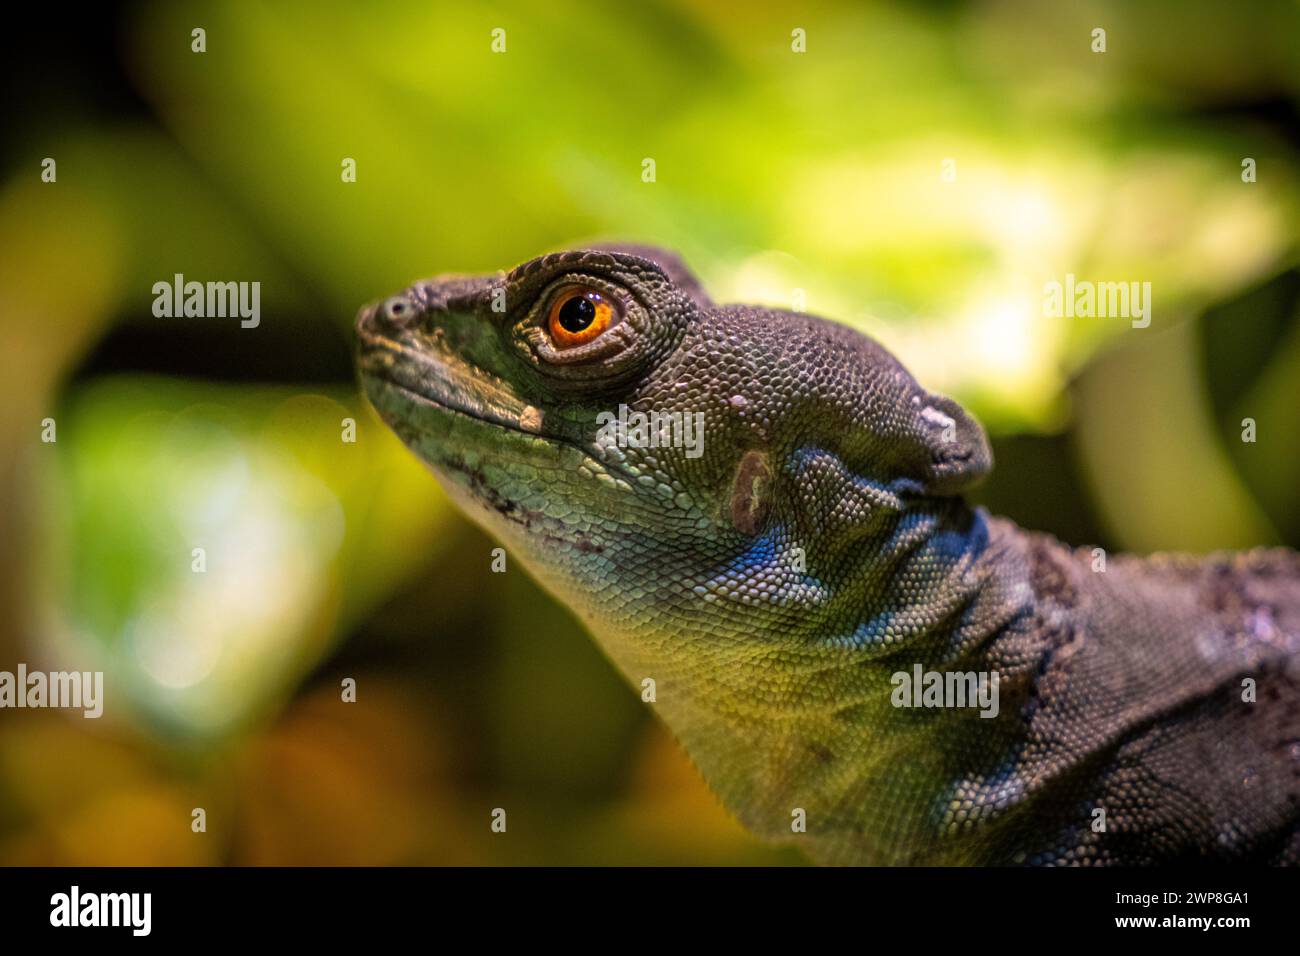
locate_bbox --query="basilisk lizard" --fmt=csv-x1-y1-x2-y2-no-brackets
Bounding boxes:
356,245,1300,865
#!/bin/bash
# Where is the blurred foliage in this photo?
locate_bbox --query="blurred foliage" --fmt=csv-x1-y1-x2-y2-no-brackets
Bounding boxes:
37,380,446,738
0,0,1297,864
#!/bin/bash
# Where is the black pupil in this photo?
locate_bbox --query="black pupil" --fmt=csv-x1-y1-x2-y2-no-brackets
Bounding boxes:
558,294,597,333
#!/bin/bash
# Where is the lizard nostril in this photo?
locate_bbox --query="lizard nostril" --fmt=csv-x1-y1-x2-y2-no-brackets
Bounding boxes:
379,295,416,330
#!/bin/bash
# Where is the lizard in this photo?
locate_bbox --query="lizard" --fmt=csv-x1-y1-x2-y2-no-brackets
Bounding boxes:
355,244,1300,865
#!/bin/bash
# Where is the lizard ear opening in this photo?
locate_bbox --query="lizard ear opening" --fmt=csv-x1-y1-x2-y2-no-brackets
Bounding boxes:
902,391,992,496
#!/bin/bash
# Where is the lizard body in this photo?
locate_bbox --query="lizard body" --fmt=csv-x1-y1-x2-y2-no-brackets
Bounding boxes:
356,246,1300,865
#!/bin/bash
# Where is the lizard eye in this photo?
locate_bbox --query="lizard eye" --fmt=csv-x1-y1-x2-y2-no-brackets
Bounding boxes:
546,285,620,348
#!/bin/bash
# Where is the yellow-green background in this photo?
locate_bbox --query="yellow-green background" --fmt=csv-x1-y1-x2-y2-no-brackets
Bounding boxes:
1,0,1297,864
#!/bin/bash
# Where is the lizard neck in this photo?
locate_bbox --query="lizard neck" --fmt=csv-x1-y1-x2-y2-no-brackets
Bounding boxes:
836,499,1037,668
591,498,1046,864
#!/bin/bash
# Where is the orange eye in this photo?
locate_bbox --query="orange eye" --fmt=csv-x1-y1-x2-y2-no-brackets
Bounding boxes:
547,286,618,348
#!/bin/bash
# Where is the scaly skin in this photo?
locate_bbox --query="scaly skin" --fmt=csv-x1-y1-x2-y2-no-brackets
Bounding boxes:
356,246,1300,865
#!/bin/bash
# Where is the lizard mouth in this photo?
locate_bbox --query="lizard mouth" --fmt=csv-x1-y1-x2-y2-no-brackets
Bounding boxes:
355,303,641,510
366,370,556,448
355,315,592,461
354,301,541,437
358,347,546,440
356,314,617,553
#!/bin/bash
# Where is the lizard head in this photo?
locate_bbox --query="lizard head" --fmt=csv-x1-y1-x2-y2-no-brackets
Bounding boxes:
356,246,713,580
357,245,994,860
